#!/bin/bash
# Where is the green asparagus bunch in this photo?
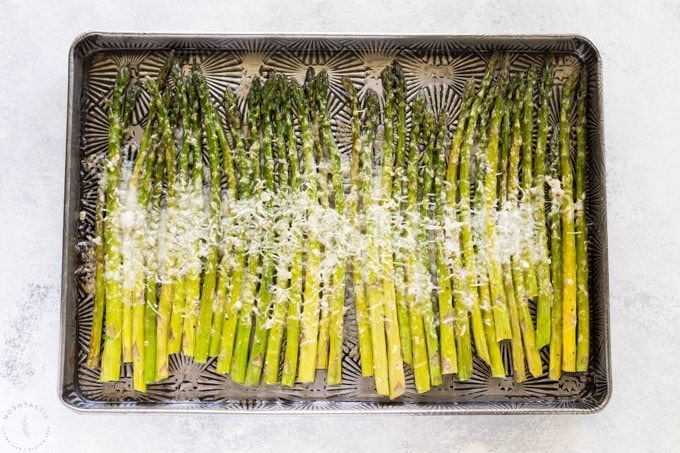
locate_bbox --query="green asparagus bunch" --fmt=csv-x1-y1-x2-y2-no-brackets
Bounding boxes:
87,52,591,398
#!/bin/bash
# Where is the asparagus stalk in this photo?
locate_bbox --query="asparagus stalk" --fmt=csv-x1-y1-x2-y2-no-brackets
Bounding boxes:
575,70,590,372
122,79,165,390
432,110,458,376
302,70,332,369
403,93,431,393
459,54,512,346
99,66,131,382
145,77,178,380
480,73,512,348
418,107,443,387
87,176,106,369
306,71,333,372
317,71,348,386
533,57,555,349
548,125,564,380
472,75,519,380
120,83,141,366
244,78,278,387
342,77,373,378
181,72,204,357
140,51,176,379
167,65,193,356
519,67,539,301
230,78,266,383
277,77,306,387
144,137,163,385
390,63,413,367
560,72,579,372
207,74,239,360
506,76,542,379
444,81,489,380
376,67,406,398
93,74,141,373
193,69,223,364
279,77,306,387
361,90,391,396
215,86,250,373
292,77,324,384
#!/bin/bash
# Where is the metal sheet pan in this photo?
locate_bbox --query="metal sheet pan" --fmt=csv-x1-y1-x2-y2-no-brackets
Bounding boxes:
60,32,610,414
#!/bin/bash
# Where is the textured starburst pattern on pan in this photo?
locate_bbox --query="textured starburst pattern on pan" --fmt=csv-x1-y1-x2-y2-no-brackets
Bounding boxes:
62,34,609,414
397,51,488,127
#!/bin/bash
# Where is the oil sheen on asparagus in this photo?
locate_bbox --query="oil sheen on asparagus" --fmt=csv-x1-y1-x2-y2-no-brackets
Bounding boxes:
86,53,590,397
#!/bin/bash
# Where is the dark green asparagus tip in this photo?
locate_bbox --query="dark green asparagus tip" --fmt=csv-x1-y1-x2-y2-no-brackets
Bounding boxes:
423,104,436,137
487,52,501,72
363,90,380,128
263,75,277,105
224,85,238,115
142,78,159,97
578,68,587,100
381,63,394,89
304,67,316,100
122,83,140,125
341,76,357,100
276,73,289,99
316,70,329,98
115,66,131,93
247,77,262,106
411,91,426,121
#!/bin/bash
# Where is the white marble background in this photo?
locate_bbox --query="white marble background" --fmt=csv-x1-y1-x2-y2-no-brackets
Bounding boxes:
0,1,678,451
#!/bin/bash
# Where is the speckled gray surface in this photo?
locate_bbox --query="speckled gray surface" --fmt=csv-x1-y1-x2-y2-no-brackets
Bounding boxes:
0,0,678,451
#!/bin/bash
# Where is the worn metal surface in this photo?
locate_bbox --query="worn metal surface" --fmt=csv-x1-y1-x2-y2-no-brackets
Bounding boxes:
61,33,609,414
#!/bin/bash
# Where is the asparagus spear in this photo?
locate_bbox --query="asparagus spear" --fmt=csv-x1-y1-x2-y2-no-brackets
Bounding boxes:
472,75,518,381
560,72,579,372
432,110,458,376
99,66,132,382
458,54,512,346
145,77,179,380
244,77,278,387
99,77,143,370
305,71,334,372
193,69,224,364
261,110,297,383
120,82,142,366
533,57,555,349
342,77,373,378
575,70,590,372
144,136,164,385
317,71,348,386
167,64,193,356
403,93,431,393
444,81,493,379
121,78,166,391
207,75,239,360
548,125,564,380
519,67,539,302
277,77,306,387
375,66,406,396
390,63,413,367
215,86,250,374
181,72,206,358
480,71,512,348
418,106,443,387
506,76,542,379
139,51,176,379
298,71,329,372
87,174,106,369
230,78,266,383
361,90,391,396
292,77,324,384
